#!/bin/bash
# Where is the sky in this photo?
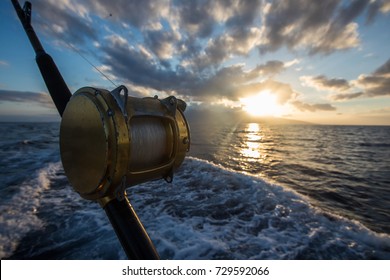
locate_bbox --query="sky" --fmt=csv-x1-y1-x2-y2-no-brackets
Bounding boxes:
0,0,389,125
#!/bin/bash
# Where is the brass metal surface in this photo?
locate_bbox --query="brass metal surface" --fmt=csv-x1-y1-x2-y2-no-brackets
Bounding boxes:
60,86,190,207
60,87,130,202
60,93,108,194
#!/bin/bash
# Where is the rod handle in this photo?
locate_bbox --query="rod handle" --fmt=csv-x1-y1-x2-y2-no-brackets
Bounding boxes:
104,196,160,260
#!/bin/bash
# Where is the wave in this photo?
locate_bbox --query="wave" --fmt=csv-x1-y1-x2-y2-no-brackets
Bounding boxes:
130,157,390,259
2,157,390,259
359,143,390,148
0,162,62,259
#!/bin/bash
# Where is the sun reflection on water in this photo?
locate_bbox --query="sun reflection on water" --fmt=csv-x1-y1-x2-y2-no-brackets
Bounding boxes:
241,123,262,161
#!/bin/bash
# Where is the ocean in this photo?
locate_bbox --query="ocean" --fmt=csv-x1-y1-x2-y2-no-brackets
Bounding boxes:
0,118,389,259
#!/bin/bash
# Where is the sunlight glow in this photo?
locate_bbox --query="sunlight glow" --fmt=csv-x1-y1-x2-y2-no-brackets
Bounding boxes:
240,90,284,117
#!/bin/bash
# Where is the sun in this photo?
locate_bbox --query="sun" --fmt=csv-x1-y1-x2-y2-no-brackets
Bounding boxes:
240,90,283,117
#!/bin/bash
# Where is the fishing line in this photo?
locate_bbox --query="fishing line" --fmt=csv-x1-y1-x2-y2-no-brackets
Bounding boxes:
65,42,118,88
41,18,118,88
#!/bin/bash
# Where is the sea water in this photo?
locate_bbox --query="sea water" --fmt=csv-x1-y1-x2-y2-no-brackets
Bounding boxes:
0,120,389,259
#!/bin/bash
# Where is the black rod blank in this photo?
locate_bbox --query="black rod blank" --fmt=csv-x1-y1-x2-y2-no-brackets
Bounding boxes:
11,0,72,116
104,196,160,260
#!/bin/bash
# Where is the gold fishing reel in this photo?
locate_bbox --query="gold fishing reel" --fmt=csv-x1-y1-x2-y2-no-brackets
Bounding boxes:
60,86,190,206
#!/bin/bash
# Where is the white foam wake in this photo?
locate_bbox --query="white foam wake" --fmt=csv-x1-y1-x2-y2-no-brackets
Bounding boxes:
0,162,62,259
130,157,390,259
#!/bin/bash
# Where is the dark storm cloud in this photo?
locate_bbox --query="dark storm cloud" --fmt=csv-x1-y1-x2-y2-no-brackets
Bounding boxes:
0,89,54,108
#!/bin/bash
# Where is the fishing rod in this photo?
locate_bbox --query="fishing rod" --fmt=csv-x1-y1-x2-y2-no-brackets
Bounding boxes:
11,0,190,260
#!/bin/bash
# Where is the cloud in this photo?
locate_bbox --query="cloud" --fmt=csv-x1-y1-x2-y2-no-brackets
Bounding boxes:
258,0,383,54
99,34,293,102
301,59,390,101
292,100,337,112
372,57,390,74
30,0,390,63
367,0,390,22
100,34,187,92
380,0,390,12
355,58,390,97
30,0,262,76
330,92,364,101
173,0,262,37
33,0,98,45
300,75,352,92
0,89,55,108
144,29,180,60
173,0,220,38
174,0,263,70
0,60,9,67
188,65,293,102
98,35,298,106
331,58,390,100
257,80,297,104
29,0,389,74
71,0,170,31
23,0,388,114
192,27,261,70
250,60,286,77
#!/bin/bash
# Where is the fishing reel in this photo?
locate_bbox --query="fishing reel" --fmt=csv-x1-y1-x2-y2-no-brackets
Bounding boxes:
12,0,189,259
60,85,190,206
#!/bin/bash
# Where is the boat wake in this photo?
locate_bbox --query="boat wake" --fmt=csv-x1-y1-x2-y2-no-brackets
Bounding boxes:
2,157,390,259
